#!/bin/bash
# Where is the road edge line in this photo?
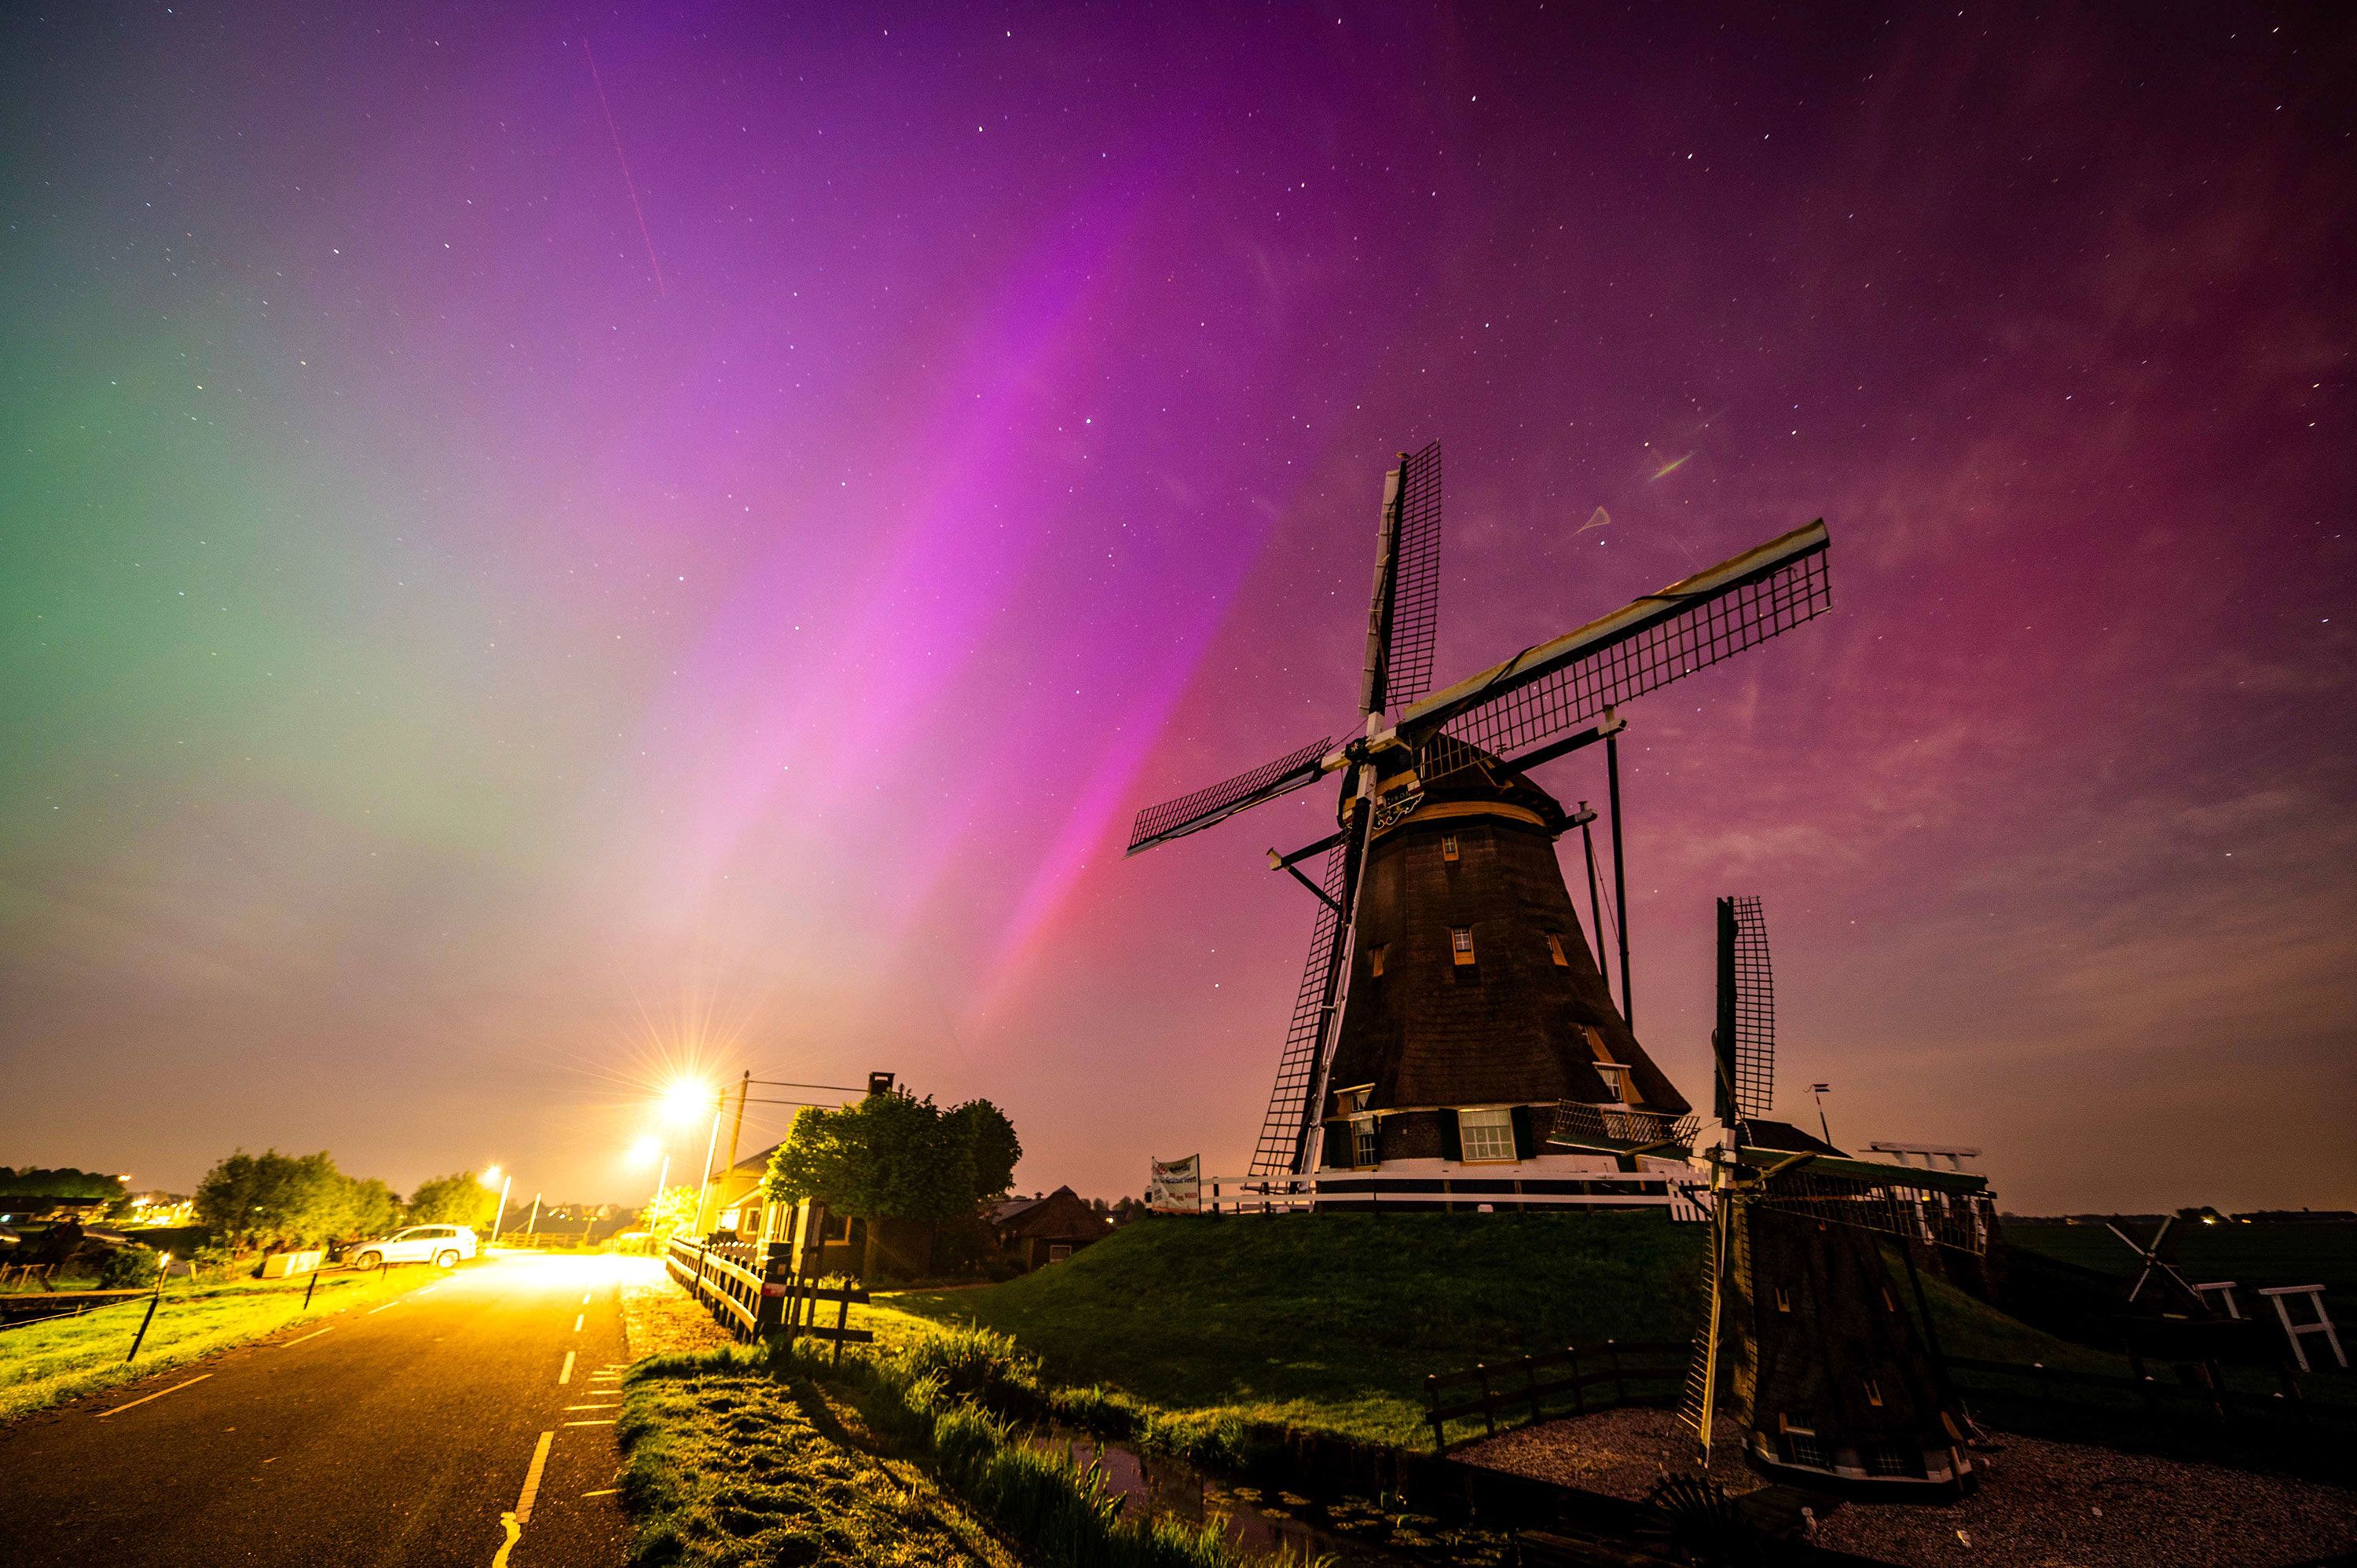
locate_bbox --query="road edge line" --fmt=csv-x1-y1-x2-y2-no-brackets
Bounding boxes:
94,1374,212,1418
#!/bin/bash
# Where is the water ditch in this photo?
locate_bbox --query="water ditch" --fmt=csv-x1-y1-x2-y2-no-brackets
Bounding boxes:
1027,1424,1512,1566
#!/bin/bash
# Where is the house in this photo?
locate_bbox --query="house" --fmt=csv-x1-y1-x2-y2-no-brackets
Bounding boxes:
991,1187,1113,1269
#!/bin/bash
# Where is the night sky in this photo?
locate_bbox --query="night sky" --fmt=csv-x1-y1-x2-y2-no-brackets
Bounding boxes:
4,4,2350,1214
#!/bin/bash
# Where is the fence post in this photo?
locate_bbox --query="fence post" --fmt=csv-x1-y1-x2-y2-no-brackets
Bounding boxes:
1524,1354,1541,1422
1425,1375,1446,1451
831,1291,852,1368
124,1285,163,1363
1476,1364,1497,1435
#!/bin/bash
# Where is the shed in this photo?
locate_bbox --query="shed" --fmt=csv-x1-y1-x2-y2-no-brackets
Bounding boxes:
990,1187,1112,1269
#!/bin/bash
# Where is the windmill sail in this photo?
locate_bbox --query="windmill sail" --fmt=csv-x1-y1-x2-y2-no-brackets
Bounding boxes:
1362,441,1443,716
1127,735,1336,856
1406,520,1829,779
1248,841,1351,1177
1728,895,1775,1119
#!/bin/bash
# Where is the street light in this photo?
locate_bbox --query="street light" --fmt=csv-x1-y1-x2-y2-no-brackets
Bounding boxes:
482,1165,512,1244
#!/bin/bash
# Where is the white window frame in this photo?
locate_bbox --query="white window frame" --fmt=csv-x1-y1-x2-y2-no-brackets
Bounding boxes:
1451,926,1476,965
1352,1118,1379,1169
1457,1107,1516,1163
1441,833,1460,862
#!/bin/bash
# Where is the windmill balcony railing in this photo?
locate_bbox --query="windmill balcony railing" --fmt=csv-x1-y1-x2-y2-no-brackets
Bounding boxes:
1549,1101,1696,1151
1200,1168,1695,1216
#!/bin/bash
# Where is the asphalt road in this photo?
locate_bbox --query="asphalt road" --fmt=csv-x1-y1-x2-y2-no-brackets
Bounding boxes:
0,1252,636,1567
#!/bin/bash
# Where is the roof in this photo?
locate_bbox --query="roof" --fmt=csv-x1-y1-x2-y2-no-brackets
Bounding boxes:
1740,1119,1843,1156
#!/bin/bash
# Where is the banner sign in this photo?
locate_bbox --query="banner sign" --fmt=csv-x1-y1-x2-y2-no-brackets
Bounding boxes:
1149,1155,1201,1214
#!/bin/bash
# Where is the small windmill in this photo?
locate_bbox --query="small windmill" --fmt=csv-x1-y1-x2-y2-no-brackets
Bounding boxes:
1659,897,1989,1499
1127,441,1834,1185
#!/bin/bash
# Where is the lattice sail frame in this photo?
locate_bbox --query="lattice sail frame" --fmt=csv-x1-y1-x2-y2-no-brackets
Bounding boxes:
1379,440,1444,712
1248,842,1351,1177
1127,735,1333,855
1728,895,1775,1119
1414,527,1829,779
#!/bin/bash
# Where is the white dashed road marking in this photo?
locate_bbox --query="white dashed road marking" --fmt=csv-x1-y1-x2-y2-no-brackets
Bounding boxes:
96,1376,212,1418
558,1350,574,1385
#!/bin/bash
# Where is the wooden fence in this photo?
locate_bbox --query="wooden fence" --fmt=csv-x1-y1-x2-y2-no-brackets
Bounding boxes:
1423,1339,1688,1450
666,1212,877,1361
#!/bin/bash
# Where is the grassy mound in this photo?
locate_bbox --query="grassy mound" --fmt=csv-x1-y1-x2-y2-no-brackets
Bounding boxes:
881,1212,2113,1450
887,1212,1704,1446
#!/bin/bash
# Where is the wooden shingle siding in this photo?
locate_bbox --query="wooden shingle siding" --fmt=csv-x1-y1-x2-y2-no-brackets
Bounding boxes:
1318,769,1689,1171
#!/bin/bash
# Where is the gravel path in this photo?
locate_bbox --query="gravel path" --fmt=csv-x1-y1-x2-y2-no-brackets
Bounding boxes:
1457,1409,2357,1567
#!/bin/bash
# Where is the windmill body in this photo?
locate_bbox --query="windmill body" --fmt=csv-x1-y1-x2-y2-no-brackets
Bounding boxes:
1127,441,1832,1206
1314,753,1690,1185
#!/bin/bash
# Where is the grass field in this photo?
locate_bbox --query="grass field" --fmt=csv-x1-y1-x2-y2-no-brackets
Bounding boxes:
2004,1220,2357,1304
875,1212,2103,1450
0,1266,415,1420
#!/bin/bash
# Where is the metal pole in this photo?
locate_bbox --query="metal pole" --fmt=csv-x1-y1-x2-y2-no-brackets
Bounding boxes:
721,1071,750,1203
691,1094,725,1236
648,1152,670,1227
302,1265,319,1310
526,1194,541,1238
1578,802,1608,1009
490,1175,511,1244
1605,722,1633,1031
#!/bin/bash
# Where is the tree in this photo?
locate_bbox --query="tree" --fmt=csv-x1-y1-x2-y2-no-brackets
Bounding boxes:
193,1150,399,1249
0,1167,126,1201
766,1092,1022,1222
408,1172,500,1229
640,1185,698,1238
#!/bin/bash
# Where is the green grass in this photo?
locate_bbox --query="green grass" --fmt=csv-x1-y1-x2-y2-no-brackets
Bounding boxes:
876,1214,2198,1453
618,1346,1016,1567
618,1335,1263,1568
2005,1220,2357,1303
0,1267,413,1420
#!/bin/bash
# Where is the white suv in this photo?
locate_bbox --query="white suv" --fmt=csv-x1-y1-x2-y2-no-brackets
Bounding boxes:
348,1225,478,1270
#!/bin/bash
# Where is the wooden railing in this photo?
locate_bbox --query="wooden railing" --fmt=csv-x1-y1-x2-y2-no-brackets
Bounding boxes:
666,1237,766,1340
1424,1339,1687,1450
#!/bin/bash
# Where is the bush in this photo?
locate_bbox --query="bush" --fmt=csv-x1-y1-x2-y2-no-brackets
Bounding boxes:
97,1246,164,1290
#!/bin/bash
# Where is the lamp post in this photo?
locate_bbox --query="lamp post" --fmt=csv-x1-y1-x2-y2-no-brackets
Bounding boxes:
691,1090,726,1237
1810,1083,1834,1147
487,1170,512,1244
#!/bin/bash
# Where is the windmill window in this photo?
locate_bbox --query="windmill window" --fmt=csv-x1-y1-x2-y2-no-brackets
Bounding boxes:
1450,926,1476,965
1774,1287,1791,1313
1333,1085,1371,1117
1546,932,1569,967
1778,1427,1829,1469
1352,1119,1379,1169
1864,1443,1915,1478
1457,1108,1516,1163
1863,1379,1884,1408
1441,833,1460,862
1369,945,1387,978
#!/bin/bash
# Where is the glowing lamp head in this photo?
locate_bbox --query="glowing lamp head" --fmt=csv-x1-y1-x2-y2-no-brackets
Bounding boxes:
629,1136,663,1167
480,1165,504,1189
660,1078,716,1127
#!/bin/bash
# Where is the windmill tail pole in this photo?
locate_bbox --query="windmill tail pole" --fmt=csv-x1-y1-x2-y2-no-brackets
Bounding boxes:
1607,724,1633,1031
1714,897,1739,1127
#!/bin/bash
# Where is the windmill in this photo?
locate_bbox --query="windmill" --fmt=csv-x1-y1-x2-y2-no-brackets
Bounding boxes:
1126,441,1834,1198
1642,896,1989,1499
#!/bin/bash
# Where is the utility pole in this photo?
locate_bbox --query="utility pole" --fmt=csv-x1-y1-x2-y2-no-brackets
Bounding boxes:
1811,1084,1834,1147
722,1070,751,1193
